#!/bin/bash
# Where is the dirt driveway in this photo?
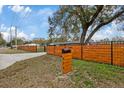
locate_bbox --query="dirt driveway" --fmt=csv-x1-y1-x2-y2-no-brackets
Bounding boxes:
0,52,46,70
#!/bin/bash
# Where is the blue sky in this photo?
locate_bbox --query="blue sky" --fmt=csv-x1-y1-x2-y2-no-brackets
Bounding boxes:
0,5,59,41
0,5,124,42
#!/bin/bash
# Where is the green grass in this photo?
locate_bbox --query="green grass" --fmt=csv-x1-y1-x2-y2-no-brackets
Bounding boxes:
1,54,124,87
71,59,124,87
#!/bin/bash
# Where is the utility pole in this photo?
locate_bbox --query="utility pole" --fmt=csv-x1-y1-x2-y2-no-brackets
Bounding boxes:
15,26,17,49
10,26,13,49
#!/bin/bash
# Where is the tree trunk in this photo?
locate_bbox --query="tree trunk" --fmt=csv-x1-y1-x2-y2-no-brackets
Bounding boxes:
80,27,87,44
85,30,95,44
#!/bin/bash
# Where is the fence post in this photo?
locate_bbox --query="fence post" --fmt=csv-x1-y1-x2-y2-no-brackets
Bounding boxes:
80,43,84,60
81,43,82,60
36,45,37,52
54,45,55,55
44,46,45,52
111,41,113,65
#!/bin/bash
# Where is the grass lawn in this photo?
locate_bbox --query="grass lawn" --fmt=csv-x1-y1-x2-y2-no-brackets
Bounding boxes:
0,48,31,54
0,54,124,88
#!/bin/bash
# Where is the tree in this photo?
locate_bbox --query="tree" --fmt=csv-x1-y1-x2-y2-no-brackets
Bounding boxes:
48,17,55,43
112,36,124,41
11,38,24,45
48,5,124,44
0,33,6,46
48,14,80,43
32,38,46,45
99,38,110,42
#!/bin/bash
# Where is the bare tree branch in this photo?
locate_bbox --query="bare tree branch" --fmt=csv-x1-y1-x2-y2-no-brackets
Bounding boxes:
88,5,104,26
85,10,124,44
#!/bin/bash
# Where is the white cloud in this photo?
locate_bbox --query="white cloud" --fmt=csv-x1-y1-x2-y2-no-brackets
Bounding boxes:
1,31,30,42
0,24,10,41
1,32,9,42
0,24,31,41
0,24,7,31
1,25,37,41
92,22,124,41
0,5,4,14
9,5,32,14
11,26,16,31
38,8,55,16
10,5,24,13
17,31,29,40
24,7,32,13
92,28,114,41
30,33,35,38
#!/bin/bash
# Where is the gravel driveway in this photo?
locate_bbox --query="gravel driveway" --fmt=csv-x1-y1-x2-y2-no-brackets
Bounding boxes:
0,52,46,70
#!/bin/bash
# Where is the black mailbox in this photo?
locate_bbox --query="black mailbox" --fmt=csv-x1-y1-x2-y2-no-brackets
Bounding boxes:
62,48,71,53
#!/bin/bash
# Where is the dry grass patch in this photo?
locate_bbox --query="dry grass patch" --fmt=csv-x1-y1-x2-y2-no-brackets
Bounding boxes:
0,55,73,88
0,48,29,54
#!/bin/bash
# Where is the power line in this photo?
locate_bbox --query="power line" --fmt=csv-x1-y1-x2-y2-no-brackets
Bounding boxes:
8,7,32,48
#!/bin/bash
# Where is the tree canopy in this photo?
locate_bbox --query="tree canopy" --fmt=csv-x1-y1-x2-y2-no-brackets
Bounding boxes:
10,38,24,45
48,5,124,44
0,33,6,46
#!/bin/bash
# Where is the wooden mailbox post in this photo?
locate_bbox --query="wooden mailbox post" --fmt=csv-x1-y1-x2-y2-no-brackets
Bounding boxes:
62,48,72,74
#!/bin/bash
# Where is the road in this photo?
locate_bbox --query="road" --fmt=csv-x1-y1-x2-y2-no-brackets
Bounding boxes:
0,52,46,70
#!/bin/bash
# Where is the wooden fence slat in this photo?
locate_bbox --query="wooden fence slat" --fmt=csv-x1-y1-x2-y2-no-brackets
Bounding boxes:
47,43,124,67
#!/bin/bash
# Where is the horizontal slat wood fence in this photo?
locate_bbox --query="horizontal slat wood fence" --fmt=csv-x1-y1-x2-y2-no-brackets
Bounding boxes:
46,41,124,67
17,45,37,52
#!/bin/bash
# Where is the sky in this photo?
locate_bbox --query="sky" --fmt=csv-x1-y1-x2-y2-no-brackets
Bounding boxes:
0,5,59,41
0,5,124,42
